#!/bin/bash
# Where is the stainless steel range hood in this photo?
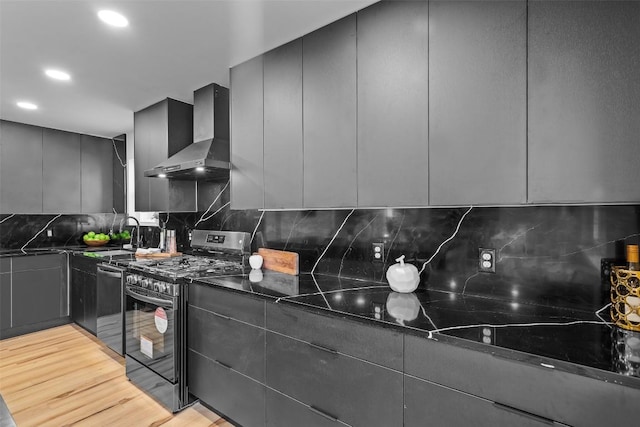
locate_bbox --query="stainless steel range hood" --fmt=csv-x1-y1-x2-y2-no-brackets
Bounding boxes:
144,83,229,180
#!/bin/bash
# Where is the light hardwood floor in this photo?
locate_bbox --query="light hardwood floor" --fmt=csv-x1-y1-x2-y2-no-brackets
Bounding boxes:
0,324,234,426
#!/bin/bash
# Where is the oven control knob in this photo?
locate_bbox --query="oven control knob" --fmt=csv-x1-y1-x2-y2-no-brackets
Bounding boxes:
157,282,167,293
141,278,149,288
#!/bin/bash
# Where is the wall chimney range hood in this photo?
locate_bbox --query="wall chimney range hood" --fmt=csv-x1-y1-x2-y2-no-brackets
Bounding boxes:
144,83,230,180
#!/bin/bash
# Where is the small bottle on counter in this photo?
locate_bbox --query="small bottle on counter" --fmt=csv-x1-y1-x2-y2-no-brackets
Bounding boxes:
627,244,640,271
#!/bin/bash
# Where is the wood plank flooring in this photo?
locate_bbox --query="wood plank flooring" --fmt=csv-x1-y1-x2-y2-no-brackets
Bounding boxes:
0,324,234,427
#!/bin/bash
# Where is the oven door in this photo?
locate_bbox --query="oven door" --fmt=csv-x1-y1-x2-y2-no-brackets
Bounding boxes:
125,285,178,383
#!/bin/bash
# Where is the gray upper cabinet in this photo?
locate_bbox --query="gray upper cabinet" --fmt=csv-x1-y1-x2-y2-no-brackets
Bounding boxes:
428,0,527,206
264,39,303,209
528,1,640,203
303,14,357,208
134,98,195,212
43,128,82,213
357,0,429,207
231,55,264,209
0,121,43,213
81,135,113,213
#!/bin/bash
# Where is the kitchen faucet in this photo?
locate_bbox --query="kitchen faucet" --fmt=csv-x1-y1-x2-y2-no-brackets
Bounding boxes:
119,216,142,248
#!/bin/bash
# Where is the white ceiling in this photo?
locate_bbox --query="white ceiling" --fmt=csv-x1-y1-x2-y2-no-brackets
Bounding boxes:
0,0,377,138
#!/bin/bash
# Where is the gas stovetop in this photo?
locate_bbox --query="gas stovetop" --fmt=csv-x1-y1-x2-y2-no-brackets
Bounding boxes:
128,255,245,279
126,230,252,280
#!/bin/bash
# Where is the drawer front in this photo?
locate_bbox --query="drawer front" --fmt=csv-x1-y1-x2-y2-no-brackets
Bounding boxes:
405,375,553,427
266,331,403,427
266,303,403,370
0,258,10,274
266,389,342,427
188,304,265,382
12,253,62,271
189,283,264,326
71,254,98,275
189,349,265,427
405,334,640,426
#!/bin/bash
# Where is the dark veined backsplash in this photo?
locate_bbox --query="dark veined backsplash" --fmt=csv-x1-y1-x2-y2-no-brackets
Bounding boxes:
2,201,638,313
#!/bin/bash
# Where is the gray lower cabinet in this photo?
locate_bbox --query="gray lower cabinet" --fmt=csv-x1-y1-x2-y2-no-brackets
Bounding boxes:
188,349,265,427
265,388,341,427
42,128,82,213
302,14,357,208
263,39,303,209
528,1,640,203
265,331,403,427
230,55,264,210
1,254,68,337
405,333,640,427
0,120,43,214
357,0,429,207
428,0,527,205
405,375,554,427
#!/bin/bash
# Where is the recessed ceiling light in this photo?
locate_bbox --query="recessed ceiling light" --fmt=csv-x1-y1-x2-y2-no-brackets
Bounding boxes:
195,167,205,172
17,101,38,110
158,173,167,178
98,10,129,27
45,69,71,81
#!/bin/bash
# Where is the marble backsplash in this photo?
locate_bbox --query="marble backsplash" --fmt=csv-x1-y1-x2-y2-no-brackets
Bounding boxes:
2,187,638,313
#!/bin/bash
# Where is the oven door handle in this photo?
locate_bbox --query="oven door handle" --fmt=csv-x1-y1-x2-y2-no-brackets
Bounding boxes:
126,287,175,309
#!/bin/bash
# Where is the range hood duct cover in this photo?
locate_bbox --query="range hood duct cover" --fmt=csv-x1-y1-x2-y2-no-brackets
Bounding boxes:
144,83,230,181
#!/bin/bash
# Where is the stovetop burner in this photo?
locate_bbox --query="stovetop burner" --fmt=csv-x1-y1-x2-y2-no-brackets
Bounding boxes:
128,255,245,279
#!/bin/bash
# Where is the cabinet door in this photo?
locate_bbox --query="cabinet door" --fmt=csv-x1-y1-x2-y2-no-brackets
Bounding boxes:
81,135,113,213
0,120,43,213
405,375,553,427
357,0,429,207
528,1,640,203
303,15,357,208
189,349,265,427
263,39,303,209
0,272,11,330
12,269,62,327
43,128,82,213
112,137,126,213
266,331,403,427
188,304,265,381
70,269,85,327
231,55,264,209
429,0,527,205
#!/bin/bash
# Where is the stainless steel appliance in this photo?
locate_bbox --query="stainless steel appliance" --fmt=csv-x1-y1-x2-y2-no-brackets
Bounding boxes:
96,263,125,355
124,230,250,413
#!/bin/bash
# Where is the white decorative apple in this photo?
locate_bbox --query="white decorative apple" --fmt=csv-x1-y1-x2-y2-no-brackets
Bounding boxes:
386,255,419,293
249,254,263,269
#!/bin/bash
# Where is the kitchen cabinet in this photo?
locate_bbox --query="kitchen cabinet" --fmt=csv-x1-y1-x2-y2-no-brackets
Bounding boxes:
357,0,429,207
81,135,113,213
528,1,640,203
265,331,403,427
134,98,195,212
263,39,303,209
0,259,10,330
404,375,554,427
112,137,126,214
70,255,98,334
2,254,68,337
42,128,82,213
230,55,264,209
0,120,43,213
302,14,357,208
188,283,266,426
428,0,527,205
405,333,640,426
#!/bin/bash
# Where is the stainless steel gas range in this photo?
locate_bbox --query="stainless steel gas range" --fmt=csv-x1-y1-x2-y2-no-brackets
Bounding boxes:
123,230,250,412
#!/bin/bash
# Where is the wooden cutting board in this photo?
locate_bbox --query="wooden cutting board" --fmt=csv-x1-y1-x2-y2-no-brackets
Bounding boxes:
258,248,299,276
135,252,182,258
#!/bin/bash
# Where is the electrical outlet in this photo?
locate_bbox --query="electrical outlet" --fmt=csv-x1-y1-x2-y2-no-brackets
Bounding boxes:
372,242,385,263
46,229,53,237
478,248,496,273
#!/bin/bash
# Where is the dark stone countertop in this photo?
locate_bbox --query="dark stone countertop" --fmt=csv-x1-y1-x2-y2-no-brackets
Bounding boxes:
192,270,640,389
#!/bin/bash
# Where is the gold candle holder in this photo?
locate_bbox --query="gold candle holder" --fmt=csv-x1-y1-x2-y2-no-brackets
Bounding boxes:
611,267,640,332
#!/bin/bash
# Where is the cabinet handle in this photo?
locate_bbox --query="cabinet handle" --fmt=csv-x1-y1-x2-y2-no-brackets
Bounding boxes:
211,311,231,321
308,341,338,355
492,402,554,425
309,405,338,423
214,359,233,370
